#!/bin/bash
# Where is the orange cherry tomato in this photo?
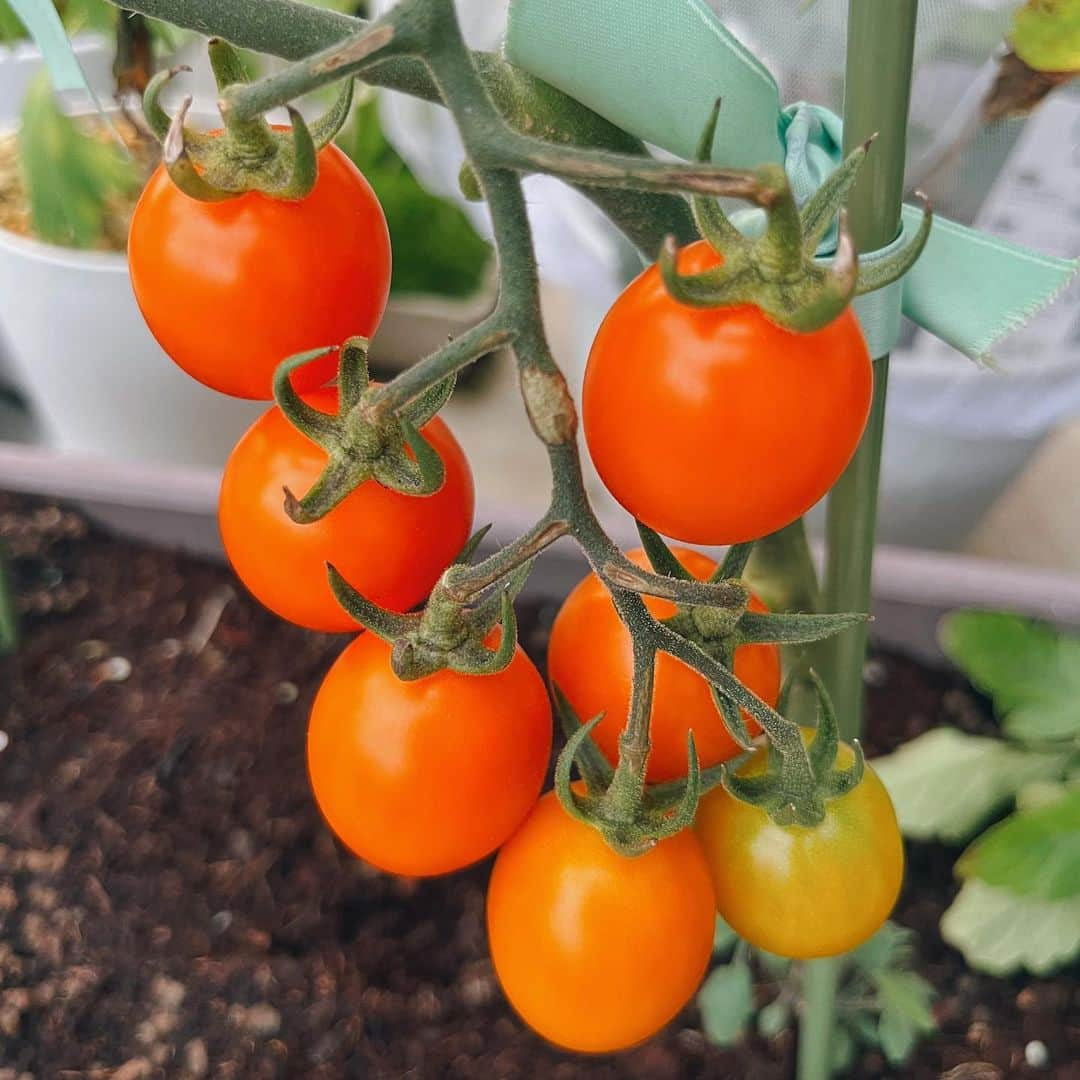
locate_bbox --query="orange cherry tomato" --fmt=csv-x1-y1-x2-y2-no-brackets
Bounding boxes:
547,548,781,783
129,142,391,400
308,631,552,877
695,734,904,959
583,240,872,545
487,788,716,1053
219,387,473,632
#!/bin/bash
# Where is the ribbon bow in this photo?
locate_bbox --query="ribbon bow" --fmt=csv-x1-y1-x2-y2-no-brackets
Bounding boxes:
506,0,1078,361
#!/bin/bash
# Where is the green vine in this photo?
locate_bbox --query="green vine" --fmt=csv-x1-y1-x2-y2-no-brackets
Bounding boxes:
110,0,873,851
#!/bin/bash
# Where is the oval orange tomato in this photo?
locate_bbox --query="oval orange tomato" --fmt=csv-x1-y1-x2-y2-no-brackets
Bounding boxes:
584,240,872,545
308,631,552,877
547,547,781,783
219,387,474,632
487,789,715,1052
129,142,391,400
695,734,904,958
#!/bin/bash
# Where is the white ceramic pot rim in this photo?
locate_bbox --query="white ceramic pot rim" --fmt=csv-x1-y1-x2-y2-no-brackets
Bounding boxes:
0,223,127,272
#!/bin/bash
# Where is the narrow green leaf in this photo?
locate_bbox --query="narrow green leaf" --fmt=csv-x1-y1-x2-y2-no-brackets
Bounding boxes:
829,1023,857,1074
957,788,1080,901
940,611,1080,744
851,921,914,975
757,998,791,1039
877,1008,917,1066
871,970,936,1033
940,878,1080,976
712,915,738,955
697,960,753,1047
873,727,1070,843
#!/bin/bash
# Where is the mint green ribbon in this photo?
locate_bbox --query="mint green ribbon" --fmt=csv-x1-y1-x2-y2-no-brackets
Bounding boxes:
6,0,96,93
506,0,1079,361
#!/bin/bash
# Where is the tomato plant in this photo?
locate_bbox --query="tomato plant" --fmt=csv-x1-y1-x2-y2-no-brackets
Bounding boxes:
487,788,716,1053
129,142,391,400
695,733,904,959
583,240,872,545
308,630,552,878
219,386,474,632
548,547,780,782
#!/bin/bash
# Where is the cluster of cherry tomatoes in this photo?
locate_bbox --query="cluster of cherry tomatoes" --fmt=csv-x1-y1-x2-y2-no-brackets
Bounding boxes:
127,133,902,1055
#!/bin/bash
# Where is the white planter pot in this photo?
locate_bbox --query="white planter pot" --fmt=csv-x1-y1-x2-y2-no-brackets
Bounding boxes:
0,227,261,467
874,343,1080,551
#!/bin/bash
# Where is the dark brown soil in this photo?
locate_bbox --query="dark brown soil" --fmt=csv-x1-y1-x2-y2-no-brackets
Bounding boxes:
0,491,1076,1080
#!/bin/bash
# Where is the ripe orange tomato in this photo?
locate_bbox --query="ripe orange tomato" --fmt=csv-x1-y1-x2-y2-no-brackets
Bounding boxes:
308,631,552,877
129,142,391,400
487,788,715,1053
695,734,904,958
219,387,473,632
547,547,781,783
583,240,872,545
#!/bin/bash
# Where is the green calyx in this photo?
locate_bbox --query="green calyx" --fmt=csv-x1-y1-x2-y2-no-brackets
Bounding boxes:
274,338,453,524
722,671,865,827
552,525,869,856
637,522,867,753
553,687,704,858
659,100,932,332
141,39,354,201
329,526,531,680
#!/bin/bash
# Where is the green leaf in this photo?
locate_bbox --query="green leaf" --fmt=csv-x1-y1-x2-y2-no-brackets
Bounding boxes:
755,947,791,979
958,788,1080,901
851,921,914,975
337,97,491,298
940,611,1080,744
757,998,790,1039
873,970,935,1067
940,879,1080,975
877,1008,917,1066
830,1024,857,1074
0,2,27,44
873,727,1069,843
697,960,753,1047
871,970,936,1033
18,73,138,249
1015,777,1077,813
712,915,738,955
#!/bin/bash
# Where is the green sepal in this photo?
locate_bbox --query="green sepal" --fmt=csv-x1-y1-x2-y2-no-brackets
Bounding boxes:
326,564,416,641
855,193,933,296
552,684,614,794
337,337,372,413
734,610,869,647
716,542,753,581
801,134,876,255
636,521,692,580
374,419,446,496
709,685,754,751
554,713,607,822
403,372,458,427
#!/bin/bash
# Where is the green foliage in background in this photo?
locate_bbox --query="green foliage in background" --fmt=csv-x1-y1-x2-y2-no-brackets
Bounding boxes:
17,72,139,248
337,96,491,298
1,0,116,45
697,918,936,1070
874,611,1080,976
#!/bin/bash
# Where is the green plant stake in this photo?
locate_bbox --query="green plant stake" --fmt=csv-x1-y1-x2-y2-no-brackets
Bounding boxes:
802,2,920,1079
0,545,17,655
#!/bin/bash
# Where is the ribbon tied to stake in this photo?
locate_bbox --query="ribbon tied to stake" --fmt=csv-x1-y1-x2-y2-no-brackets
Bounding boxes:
506,0,1079,361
